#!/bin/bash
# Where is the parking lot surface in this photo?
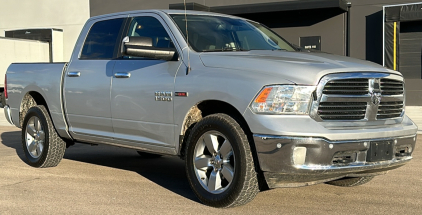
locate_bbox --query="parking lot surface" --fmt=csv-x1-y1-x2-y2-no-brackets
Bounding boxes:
0,125,421,214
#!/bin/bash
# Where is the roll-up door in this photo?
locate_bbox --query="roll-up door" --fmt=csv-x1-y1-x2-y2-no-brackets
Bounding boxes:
399,21,422,79
399,21,422,106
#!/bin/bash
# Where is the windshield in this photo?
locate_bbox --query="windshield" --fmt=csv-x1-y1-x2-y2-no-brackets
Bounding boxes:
170,14,296,52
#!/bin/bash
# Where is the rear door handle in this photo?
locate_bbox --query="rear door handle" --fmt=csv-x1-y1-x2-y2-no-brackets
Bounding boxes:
67,71,80,77
114,72,131,78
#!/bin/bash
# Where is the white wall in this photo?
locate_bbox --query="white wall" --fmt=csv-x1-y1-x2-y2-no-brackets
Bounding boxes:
52,30,64,62
0,38,50,87
0,0,90,61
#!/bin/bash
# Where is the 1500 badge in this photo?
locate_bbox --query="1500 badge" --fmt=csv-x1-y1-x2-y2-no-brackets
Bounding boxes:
155,91,172,101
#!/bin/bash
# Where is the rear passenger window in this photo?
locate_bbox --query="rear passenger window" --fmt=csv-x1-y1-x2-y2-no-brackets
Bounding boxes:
80,18,125,59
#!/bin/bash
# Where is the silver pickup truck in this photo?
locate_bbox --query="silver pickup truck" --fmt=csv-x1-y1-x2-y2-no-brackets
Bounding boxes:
4,10,417,208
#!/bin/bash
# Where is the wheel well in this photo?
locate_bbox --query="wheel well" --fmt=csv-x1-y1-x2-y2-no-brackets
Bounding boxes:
179,100,269,190
197,100,250,132
28,91,47,107
20,91,48,125
20,91,74,147
20,91,48,109
180,101,251,153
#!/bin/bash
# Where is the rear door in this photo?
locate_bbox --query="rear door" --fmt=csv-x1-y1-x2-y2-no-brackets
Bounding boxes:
111,13,182,148
64,16,126,142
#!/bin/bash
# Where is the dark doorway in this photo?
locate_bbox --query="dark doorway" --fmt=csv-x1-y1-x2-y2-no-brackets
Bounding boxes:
365,11,383,65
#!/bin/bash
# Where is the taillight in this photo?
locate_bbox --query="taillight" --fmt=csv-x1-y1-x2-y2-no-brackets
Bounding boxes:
4,75,7,99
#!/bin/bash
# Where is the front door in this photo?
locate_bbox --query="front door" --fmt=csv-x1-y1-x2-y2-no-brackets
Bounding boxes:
111,14,182,148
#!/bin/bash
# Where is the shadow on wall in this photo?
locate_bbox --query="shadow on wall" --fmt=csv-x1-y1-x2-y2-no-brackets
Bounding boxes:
365,11,383,65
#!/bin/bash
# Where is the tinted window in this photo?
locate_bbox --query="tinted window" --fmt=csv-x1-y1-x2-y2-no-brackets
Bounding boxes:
80,18,124,59
127,16,174,48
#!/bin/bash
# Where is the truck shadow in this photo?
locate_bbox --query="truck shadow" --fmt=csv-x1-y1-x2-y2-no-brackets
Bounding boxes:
0,130,199,203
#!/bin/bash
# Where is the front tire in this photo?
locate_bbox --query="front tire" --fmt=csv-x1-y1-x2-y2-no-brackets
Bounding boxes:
185,114,259,208
325,176,374,187
22,105,66,168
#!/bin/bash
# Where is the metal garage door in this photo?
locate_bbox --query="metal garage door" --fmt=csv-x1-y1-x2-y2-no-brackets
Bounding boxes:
399,21,422,106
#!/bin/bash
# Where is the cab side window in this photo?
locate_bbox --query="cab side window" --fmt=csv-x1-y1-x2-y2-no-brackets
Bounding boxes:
127,16,174,49
80,18,125,59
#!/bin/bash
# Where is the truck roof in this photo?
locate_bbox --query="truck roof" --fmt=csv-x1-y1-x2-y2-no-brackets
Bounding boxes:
88,9,241,21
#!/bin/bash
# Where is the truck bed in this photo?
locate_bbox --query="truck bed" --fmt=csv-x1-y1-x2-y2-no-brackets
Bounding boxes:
6,63,68,137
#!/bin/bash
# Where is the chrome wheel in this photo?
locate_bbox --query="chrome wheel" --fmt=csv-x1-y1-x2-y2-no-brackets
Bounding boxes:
193,131,235,194
25,116,45,158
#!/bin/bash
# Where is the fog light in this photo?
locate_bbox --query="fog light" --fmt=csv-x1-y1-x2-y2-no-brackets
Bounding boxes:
395,145,412,157
293,147,307,165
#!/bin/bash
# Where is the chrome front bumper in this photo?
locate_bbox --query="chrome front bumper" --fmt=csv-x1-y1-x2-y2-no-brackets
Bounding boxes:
253,134,416,188
4,105,14,125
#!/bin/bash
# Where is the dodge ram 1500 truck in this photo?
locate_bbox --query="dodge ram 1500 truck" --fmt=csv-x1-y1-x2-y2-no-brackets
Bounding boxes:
4,10,417,208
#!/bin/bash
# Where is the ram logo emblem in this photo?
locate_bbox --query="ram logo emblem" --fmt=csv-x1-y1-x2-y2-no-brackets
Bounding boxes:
369,79,381,106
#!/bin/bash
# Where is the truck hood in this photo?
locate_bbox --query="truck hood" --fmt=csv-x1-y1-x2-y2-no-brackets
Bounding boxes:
199,50,401,85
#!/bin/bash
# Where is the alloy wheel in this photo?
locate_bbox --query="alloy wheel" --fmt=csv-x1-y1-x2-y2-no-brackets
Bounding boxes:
25,116,45,158
193,131,235,194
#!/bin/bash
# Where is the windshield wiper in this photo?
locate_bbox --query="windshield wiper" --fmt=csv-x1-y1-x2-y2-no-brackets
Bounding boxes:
202,47,249,52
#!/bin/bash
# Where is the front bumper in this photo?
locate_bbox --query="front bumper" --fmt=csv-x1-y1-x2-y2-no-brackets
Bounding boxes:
253,134,416,188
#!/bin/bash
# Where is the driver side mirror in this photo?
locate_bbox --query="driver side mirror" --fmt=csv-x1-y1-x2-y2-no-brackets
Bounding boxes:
121,36,178,61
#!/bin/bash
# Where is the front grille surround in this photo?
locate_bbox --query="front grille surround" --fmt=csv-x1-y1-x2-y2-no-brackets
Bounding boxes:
310,73,405,123
377,101,404,119
318,102,367,120
322,78,369,95
380,79,404,95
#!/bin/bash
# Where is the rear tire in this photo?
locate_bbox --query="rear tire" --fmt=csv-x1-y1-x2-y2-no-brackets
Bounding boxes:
137,151,162,158
22,105,66,168
185,113,259,208
325,176,374,187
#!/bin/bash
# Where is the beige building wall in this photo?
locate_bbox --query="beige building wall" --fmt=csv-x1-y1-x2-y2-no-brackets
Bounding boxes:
52,30,64,62
0,38,50,87
0,0,90,61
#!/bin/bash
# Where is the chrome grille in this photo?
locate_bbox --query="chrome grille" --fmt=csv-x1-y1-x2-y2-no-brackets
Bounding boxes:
322,78,368,95
318,102,367,120
380,79,404,95
315,74,404,122
377,101,404,119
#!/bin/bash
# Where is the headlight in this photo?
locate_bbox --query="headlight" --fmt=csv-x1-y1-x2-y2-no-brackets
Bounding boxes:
250,85,315,115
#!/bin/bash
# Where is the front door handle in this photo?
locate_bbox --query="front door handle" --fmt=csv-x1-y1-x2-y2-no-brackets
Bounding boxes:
67,71,80,77
114,72,131,78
